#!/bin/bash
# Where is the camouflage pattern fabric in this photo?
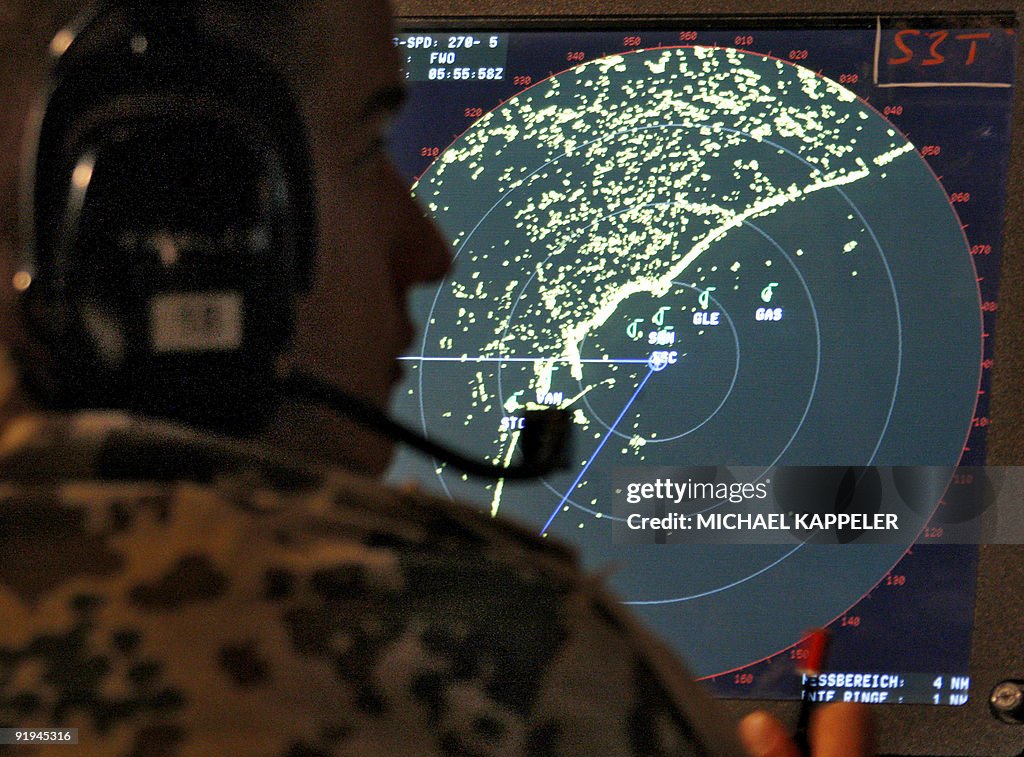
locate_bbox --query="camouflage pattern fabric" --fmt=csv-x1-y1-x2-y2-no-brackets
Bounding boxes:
0,412,717,756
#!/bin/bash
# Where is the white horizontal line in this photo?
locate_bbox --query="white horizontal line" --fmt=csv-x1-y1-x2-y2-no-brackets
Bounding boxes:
399,356,652,364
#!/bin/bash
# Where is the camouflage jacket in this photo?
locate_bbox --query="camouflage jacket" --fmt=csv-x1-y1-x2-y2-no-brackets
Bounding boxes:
0,412,740,756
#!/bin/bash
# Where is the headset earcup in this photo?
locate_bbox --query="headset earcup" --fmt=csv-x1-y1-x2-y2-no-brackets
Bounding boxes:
22,5,316,434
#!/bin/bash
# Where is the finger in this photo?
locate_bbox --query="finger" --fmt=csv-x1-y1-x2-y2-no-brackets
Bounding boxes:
810,702,875,756
738,710,802,757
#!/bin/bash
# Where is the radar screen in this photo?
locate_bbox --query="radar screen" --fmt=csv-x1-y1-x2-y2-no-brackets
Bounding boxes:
387,17,1015,704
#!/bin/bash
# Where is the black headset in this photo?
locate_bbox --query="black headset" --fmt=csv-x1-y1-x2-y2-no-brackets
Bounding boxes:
21,1,315,434
19,0,570,477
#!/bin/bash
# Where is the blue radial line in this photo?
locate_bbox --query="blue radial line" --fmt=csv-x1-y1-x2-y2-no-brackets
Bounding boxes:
540,367,656,536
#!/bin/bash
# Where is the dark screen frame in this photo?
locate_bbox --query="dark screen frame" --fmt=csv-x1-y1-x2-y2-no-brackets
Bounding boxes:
393,4,1024,753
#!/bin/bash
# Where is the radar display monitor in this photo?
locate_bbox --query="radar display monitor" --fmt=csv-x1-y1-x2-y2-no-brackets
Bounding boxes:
386,12,1021,755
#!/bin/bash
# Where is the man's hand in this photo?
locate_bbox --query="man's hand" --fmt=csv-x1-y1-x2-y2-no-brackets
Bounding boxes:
738,703,874,756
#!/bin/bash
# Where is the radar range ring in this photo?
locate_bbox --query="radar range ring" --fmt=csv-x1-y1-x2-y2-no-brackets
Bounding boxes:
403,46,981,676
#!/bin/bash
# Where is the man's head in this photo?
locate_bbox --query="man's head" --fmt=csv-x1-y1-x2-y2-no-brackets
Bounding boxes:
0,0,451,475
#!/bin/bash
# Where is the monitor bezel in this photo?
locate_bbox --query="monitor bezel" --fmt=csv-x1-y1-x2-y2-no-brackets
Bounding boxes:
392,6,1024,753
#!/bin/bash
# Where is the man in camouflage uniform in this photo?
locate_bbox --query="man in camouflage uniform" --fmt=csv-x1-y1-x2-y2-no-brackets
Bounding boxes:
0,1,871,755
0,405,743,755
